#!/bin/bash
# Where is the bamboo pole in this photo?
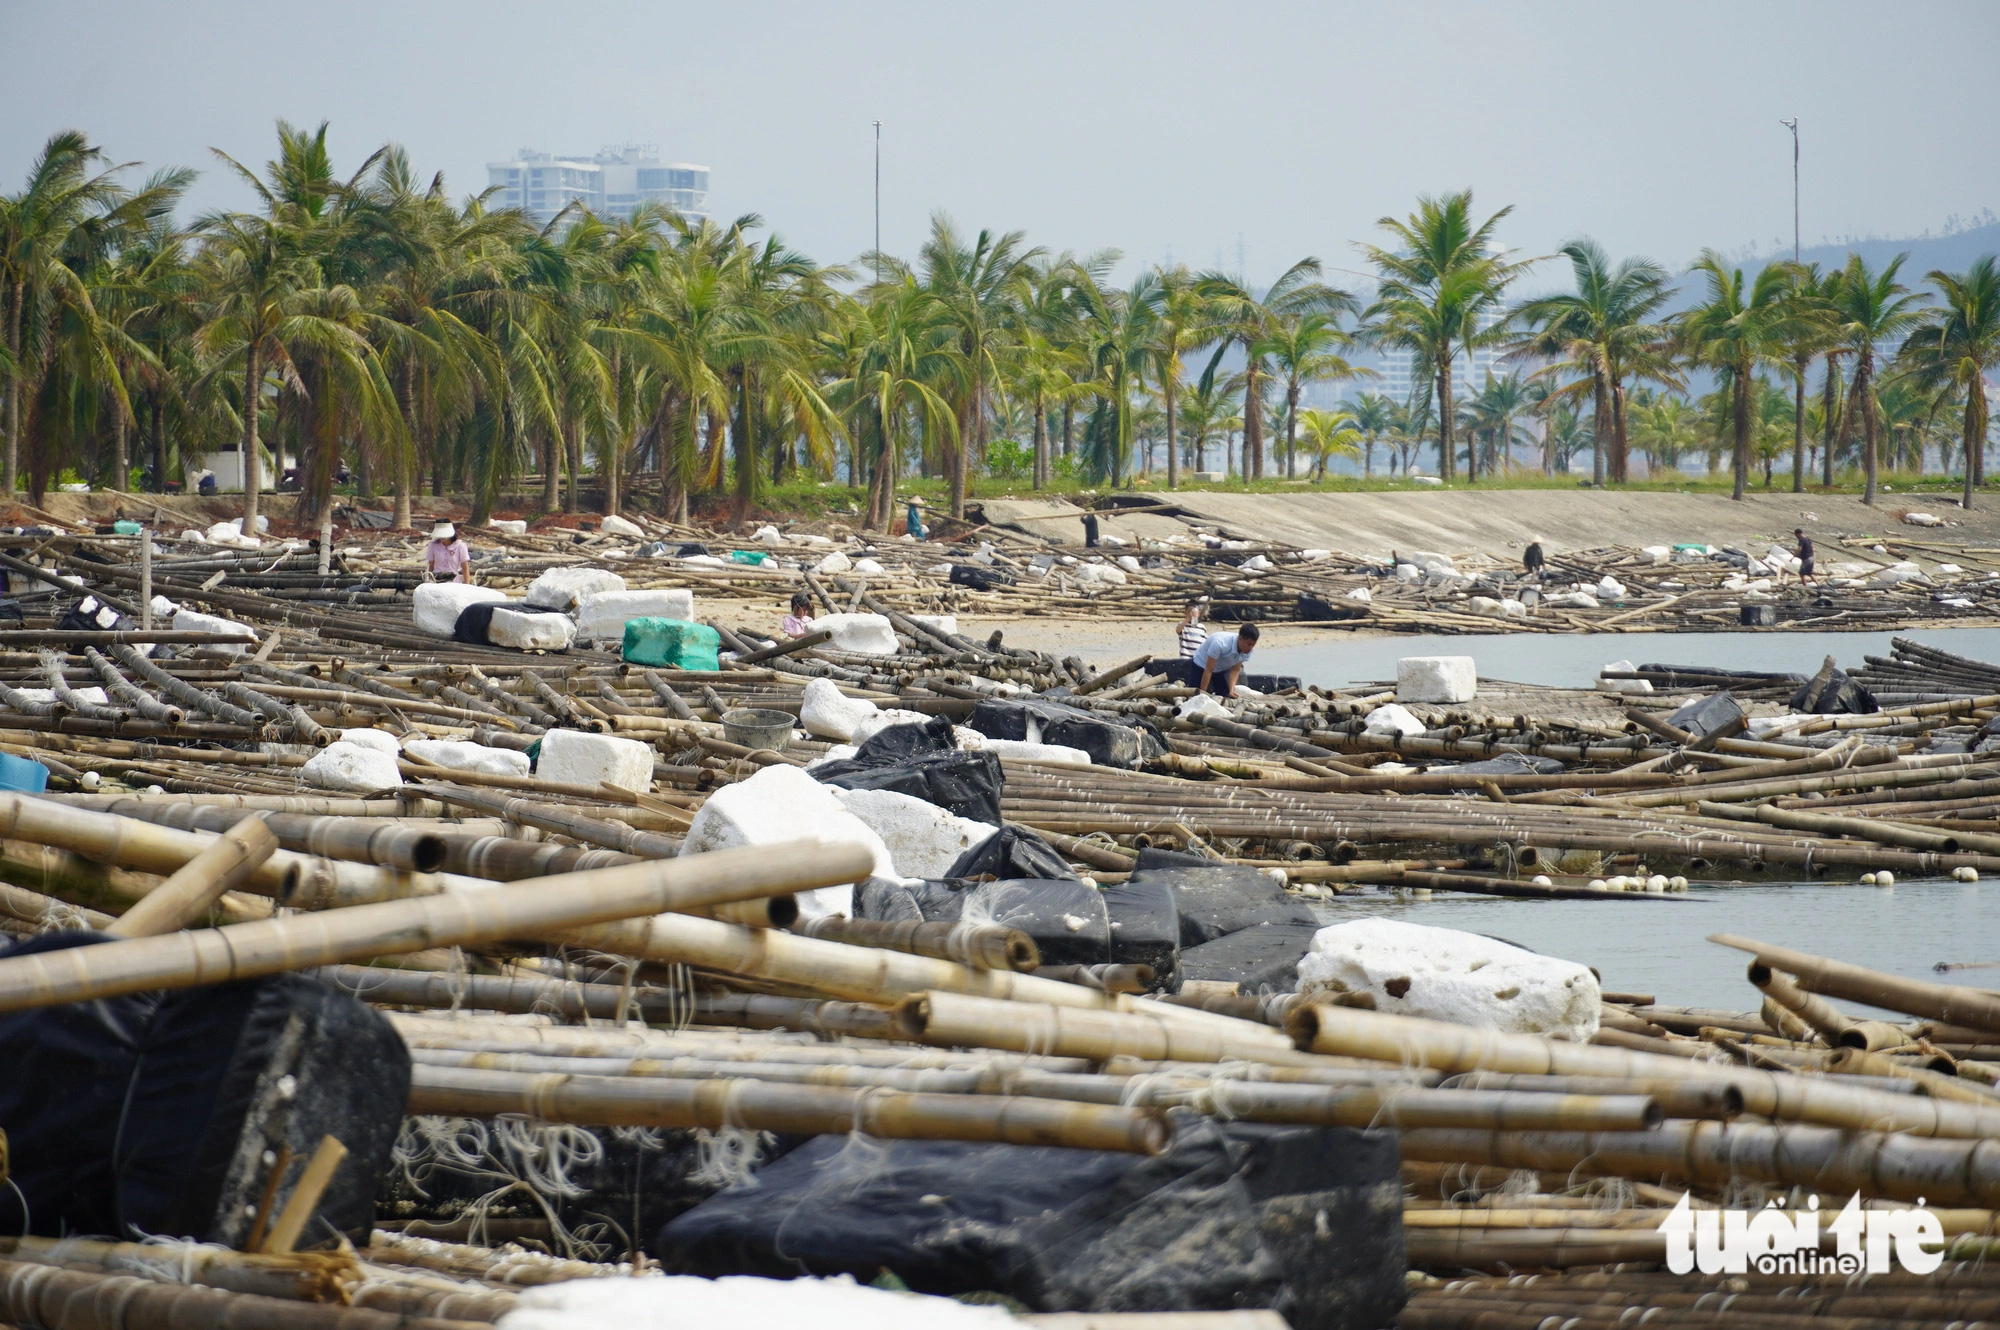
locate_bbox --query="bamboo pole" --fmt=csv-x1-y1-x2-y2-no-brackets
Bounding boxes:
793,914,1040,971
261,1135,347,1255
1285,1002,2000,1139
1712,932,2000,1034
106,813,277,938
0,838,869,1012
406,1063,1172,1154
1395,1119,2000,1207
0,1259,470,1330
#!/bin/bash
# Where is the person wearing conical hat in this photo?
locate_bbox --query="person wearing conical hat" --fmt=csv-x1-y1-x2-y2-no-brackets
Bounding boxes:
426,522,472,583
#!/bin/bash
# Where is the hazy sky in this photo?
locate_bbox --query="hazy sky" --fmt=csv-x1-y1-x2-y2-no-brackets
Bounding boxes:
5,1,1996,291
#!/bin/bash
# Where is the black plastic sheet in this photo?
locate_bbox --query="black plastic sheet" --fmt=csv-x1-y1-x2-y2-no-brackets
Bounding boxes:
656,1113,1406,1330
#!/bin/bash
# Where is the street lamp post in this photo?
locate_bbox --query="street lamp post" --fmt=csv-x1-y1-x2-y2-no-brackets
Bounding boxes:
1780,118,1799,262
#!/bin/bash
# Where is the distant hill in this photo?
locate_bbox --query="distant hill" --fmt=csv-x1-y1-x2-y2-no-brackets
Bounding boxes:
1654,212,2000,315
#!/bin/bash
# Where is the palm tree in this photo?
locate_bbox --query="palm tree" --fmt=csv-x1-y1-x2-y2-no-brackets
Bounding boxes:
1295,407,1361,480
1511,239,1672,486
1457,371,1535,475
1146,265,1222,490
1175,357,1240,476
1075,273,1158,486
1673,252,1797,501
1256,307,1365,479
916,215,1039,519
1899,256,2000,510
1626,389,1698,476
1825,253,1930,505
1204,259,1342,480
0,132,159,495
1774,262,1836,493
1363,191,1527,484
1343,392,1394,479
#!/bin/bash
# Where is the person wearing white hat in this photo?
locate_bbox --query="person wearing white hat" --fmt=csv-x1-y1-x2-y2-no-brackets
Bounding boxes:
426,522,471,583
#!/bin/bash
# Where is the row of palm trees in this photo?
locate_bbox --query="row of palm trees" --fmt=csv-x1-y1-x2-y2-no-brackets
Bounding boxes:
3,125,1997,531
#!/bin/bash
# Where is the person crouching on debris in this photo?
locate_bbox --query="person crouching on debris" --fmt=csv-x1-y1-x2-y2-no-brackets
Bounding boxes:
1193,622,1259,699
426,523,471,583
1793,527,1818,587
906,497,927,541
781,592,815,638
1523,536,1546,580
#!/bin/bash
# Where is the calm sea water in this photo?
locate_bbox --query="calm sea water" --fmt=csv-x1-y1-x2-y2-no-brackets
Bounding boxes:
1256,627,2000,692
1261,627,2000,1011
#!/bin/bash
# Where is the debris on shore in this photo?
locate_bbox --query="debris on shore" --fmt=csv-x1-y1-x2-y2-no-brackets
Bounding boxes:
0,512,1994,1330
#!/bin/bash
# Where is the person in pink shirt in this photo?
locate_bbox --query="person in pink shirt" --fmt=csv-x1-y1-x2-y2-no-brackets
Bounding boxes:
425,523,472,583
779,592,814,638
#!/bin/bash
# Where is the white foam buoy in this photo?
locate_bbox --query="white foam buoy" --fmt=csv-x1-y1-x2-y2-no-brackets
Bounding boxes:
1860,872,1878,885
1954,866,1980,882
1645,874,1668,893
1668,876,1689,892
1531,875,1553,886
1588,879,1607,891
1411,887,1432,898
1876,870,1895,887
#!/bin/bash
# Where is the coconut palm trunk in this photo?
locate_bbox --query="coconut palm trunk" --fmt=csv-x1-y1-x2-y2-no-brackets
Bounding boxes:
1242,359,1264,480
1590,367,1610,488
393,361,415,530
544,429,562,514
1855,350,1879,506
1164,378,1178,490
1283,384,1299,480
240,341,261,530
1731,361,1752,502
150,397,166,492
1964,379,1986,513
1611,378,1630,483
1437,358,1459,482
110,403,127,492
5,280,22,494
1791,360,1808,493
1032,390,1049,491
1821,360,1840,487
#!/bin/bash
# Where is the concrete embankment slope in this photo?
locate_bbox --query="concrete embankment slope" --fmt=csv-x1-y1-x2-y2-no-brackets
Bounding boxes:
1130,489,1979,560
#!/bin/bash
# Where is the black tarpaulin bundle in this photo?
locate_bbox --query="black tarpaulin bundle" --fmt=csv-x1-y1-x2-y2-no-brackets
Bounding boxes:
811,717,1006,825
966,697,1166,769
655,1113,1406,1330
0,931,410,1246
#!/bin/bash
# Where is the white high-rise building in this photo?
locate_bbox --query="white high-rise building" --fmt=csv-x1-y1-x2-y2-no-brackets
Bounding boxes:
486,145,710,227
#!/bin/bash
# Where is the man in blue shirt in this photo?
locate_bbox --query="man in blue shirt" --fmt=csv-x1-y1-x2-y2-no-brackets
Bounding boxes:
1191,622,1259,697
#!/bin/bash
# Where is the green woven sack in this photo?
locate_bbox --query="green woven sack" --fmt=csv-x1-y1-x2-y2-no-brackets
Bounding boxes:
621,617,721,671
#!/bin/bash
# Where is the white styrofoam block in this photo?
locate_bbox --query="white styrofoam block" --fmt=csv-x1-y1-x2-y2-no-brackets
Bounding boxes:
600,513,645,538
1593,577,1626,600
487,519,529,535
403,739,531,777
1116,555,1142,573
814,551,853,575
800,677,876,741
205,520,261,549
173,608,260,654
1241,554,1273,572
413,582,507,637
682,764,895,917
910,614,958,638
1363,702,1425,737
1640,544,1670,564
1396,655,1476,704
1499,598,1527,618
1466,596,1503,617
1903,511,1944,527
852,558,885,575
848,708,934,746
981,738,1092,767
1075,562,1127,587
338,728,402,754
301,741,403,793
809,612,898,656
535,728,655,793
575,588,694,641
830,785,996,880
524,566,626,610
753,524,783,545
1408,549,1454,571
1547,592,1599,609
1346,587,1372,602
499,1272,1020,1330
1298,918,1602,1040
489,607,579,651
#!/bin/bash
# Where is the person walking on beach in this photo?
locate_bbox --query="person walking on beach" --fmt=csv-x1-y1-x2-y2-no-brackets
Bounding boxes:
1178,598,1209,660
780,592,815,638
1192,622,1260,698
1793,528,1817,587
425,523,471,583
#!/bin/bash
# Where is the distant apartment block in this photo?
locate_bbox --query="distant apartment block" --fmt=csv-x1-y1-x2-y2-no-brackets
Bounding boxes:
486,145,710,226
